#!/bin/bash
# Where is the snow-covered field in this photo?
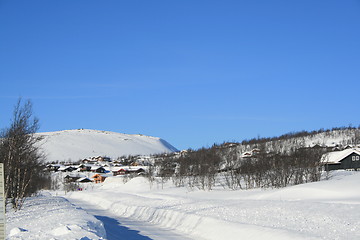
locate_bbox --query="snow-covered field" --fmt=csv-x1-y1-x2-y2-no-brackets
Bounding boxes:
7,170,360,240
36,129,178,163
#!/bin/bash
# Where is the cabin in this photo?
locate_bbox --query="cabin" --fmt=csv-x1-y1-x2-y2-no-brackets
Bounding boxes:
81,158,97,164
79,164,92,172
90,166,106,173
92,174,107,183
58,166,77,172
77,177,93,183
112,167,146,176
113,168,127,176
322,148,360,171
64,175,81,183
46,164,62,172
133,168,145,175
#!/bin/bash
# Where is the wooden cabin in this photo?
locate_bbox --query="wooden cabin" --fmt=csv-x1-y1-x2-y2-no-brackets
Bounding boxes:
92,174,107,183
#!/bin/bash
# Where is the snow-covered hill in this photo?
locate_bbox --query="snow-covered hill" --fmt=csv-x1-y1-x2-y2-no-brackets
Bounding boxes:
35,129,178,163
229,127,360,154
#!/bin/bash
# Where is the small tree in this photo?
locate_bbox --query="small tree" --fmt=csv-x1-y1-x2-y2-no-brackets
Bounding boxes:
0,99,49,210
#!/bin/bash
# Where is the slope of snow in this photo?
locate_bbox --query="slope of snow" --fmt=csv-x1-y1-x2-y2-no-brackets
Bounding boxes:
6,192,106,239
63,170,360,240
36,129,178,163
236,128,360,154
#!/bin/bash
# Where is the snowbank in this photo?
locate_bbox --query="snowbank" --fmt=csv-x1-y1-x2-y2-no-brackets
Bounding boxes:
65,171,360,240
6,192,106,240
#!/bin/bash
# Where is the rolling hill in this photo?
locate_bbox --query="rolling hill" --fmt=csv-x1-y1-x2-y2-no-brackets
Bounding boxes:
35,129,178,163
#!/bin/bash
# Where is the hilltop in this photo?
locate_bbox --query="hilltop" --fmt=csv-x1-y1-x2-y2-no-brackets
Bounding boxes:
35,129,178,163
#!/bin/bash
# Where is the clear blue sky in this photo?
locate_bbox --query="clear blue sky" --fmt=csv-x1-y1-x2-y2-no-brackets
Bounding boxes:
1,0,359,150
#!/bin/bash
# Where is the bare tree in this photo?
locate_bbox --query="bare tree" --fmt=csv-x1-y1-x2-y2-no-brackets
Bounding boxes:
0,99,49,210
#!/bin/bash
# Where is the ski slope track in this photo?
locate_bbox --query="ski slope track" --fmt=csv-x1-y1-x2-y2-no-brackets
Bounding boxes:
35,129,178,163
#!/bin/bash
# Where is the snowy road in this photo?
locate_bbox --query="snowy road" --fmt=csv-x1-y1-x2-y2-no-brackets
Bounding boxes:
8,171,360,239
65,172,360,240
68,198,193,240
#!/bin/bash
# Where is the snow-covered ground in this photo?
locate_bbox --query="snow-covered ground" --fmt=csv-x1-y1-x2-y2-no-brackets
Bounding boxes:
36,129,178,163
7,170,360,239
6,192,106,239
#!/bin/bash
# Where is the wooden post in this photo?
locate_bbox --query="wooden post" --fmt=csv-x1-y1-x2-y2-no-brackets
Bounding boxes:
0,163,5,240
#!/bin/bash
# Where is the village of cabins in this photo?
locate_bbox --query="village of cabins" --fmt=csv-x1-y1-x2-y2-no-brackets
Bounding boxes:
46,146,360,185
46,156,148,184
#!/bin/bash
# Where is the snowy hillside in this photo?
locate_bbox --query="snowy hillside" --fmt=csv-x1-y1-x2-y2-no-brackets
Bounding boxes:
232,127,360,154
35,129,178,163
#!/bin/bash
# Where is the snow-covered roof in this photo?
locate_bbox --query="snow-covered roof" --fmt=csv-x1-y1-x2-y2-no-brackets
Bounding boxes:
322,148,360,163
110,166,146,172
58,165,72,171
92,173,110,178
46,164,62,167
90,165,104,171
65,173,86,178
77,177,93,182
110,167,125,172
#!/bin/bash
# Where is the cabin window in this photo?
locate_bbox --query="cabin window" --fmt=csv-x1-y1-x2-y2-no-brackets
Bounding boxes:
352,156,360,161
357,156,360,161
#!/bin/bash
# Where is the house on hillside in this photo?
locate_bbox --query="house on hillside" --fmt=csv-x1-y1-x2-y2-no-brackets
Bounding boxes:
58,165,77,172
79,164,92,172
64,175,81,183
322,148,360,171
113,168,127,176
81,158,97,164
77,177,93,183
46,164,62,172
92,174,107,183
112,167,146,176
90,166,106,173
92,156,111,162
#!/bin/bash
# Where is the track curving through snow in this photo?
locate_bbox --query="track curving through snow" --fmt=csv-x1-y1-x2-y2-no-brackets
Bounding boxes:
67,197,193,240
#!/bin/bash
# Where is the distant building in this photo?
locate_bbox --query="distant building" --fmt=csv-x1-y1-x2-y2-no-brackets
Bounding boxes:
64,175,81,183
77,177,93,183
92,174,107,183
322,148,360,171
90,166,106,173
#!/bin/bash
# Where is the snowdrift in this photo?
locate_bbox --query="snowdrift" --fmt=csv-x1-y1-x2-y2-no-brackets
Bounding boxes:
66,170,360,240
6,192,106,239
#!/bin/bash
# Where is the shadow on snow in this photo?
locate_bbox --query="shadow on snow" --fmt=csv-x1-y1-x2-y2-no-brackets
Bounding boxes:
94,215,152,240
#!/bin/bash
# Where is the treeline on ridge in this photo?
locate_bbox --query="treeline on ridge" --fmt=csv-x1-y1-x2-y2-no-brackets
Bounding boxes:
240,125,360,145
150,126,360,191
152,146,327,190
